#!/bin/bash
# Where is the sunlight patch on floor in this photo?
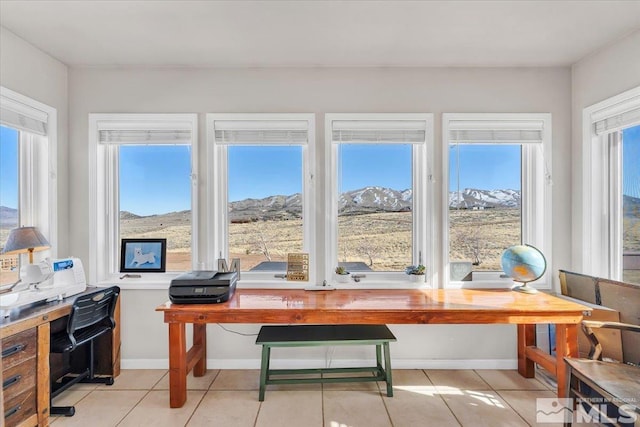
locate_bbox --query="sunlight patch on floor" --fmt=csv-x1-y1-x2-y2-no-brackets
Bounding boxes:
395,385,506,409
467,390,505,408
395,385,463,396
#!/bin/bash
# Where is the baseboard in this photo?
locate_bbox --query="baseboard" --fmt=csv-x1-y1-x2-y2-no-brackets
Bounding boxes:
122,358,517,370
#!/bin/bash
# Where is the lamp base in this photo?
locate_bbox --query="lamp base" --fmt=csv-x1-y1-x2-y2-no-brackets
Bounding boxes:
511,283,538,294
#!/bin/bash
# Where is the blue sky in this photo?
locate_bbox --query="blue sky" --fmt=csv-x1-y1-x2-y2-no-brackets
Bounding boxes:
1,125,639,215
338,144,412,192
228,146,302,201
0,126,19,209
449,144,521,191
623,126,640,199
119,145,192,216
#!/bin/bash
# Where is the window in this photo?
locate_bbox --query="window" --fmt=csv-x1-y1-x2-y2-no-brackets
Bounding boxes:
443,113,552,288
583,86,640,283
0,126,19,285
620,125,640,283
449,144,522,272
0,87,57,286
207,114,315,284
325,114,434,286
89,114,198,283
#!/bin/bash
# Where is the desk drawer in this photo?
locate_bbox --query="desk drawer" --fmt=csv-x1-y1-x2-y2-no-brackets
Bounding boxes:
4,387,37,427
3,357,36,400
2,328,37,370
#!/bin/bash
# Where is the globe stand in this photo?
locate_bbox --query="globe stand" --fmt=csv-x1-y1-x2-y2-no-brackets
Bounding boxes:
512,281,538,294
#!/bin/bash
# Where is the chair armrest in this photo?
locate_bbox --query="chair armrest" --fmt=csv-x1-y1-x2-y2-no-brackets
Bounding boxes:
582,320,640,333
581,320,640,361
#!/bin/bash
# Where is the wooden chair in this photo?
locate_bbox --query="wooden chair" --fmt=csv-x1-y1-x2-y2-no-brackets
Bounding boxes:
564,320,640,427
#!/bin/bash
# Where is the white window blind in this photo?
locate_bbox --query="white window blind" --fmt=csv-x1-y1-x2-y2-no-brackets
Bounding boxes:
331,120,426,144
97,120,193,144
593,94,640,135
213,120,309,144
0,93,48,136
448,120,545,144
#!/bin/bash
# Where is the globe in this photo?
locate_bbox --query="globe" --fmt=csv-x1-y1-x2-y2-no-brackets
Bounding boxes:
500,245,547,293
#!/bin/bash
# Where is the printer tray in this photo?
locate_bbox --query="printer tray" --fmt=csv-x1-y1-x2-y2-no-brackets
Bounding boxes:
169,284,236,304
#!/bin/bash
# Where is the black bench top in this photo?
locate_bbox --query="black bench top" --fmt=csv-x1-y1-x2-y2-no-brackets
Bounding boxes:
256,324,396,344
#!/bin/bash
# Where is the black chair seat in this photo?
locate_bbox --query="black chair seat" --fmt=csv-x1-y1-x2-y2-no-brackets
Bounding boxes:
51,324,111,353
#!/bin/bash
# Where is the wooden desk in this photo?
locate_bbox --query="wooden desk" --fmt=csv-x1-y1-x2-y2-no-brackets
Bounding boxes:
1,289,120,427
156,288,590,408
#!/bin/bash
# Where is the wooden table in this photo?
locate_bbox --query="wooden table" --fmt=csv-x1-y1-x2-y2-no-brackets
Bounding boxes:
156,288,590,408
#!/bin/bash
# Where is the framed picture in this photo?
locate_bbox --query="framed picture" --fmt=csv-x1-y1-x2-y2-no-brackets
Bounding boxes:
120,238,167,273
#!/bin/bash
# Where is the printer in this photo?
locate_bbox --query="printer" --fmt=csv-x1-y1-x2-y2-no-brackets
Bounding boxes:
169,271,237,304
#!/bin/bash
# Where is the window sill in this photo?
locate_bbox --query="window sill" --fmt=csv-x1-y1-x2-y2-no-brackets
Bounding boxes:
98,279,172,290
447,280,551,290
100,278,436,291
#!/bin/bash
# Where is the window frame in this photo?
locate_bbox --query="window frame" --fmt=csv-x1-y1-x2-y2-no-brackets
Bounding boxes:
206,113,316,287
442,113,552,289
324,113,435,288
582,86,640,279
88,113,198,286
0,87,58,261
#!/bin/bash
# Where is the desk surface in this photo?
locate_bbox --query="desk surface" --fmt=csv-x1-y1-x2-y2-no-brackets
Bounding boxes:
157,288,589,325
0,297,73,338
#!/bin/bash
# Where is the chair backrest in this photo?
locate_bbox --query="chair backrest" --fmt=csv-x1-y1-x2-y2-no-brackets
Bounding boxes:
67,286,119,337
559,270,599,304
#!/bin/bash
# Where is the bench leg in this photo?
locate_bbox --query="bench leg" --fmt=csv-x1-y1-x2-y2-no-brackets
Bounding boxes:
259,345,271,402
376,344,382,369
383,342,393,397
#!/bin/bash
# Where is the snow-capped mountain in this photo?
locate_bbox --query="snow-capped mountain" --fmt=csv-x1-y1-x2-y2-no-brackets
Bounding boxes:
0,206,18,228
226,186,521,221
339,186,412,214
229,194,303,221
1,187,526,228
448,188,521,209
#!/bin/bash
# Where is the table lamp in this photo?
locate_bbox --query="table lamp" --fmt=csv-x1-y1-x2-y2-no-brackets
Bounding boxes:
2,226,50,263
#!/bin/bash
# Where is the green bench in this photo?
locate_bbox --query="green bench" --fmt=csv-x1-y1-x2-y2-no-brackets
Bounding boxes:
255,324,396,401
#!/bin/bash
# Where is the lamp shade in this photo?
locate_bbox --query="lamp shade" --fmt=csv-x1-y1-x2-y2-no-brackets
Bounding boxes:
2,226,50,263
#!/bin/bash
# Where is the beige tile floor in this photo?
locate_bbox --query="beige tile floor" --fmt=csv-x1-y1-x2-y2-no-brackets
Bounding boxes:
49,369,558,427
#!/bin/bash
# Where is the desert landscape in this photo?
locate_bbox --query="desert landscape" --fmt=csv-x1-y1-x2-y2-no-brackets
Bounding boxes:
2,186,639,284
123,210,521,273
117,186,640,279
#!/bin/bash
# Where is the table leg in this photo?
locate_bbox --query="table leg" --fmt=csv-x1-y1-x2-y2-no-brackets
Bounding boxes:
193,324,207,377
37,321,50,425
168,322,187,408
258,345,270,402
383,342,393,397
517,324,536,378
555,323,578,398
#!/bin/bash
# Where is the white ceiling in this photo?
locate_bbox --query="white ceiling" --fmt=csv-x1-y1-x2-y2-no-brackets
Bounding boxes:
1,1,640,68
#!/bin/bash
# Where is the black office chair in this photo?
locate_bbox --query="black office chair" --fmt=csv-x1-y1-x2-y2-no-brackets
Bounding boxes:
50,286,120,417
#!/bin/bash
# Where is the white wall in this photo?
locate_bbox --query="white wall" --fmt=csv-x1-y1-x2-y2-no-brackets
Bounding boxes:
68,66,572,368
0,26,69,256
571,30,640,271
